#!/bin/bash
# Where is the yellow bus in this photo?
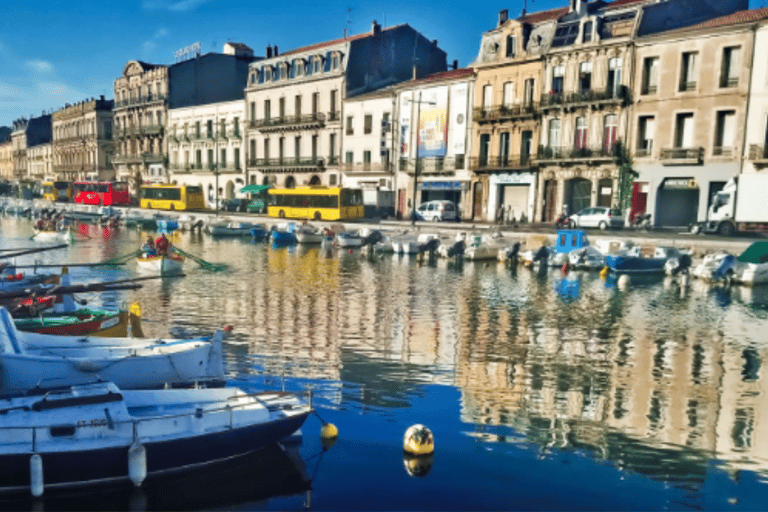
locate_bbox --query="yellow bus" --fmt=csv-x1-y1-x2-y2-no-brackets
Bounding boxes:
267,187,364,220
140,184,205,211
42,181,72,202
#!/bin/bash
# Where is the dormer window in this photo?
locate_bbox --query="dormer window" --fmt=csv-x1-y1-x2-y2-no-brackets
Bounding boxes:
314,56,322,73
506,35,517,58
265,67,272,81
583,21,593,43
332,53,339,70
280,64,287,80
297,60,304,77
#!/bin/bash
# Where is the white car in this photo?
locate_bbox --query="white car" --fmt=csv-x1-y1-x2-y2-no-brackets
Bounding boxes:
569,207,624,229
416,200,458,222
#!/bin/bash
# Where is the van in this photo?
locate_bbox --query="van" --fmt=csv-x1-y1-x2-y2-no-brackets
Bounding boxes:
416,200,458,222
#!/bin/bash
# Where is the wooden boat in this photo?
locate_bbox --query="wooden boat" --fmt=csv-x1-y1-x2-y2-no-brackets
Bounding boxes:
136,254,185,274
0,307,224,392
0,381,309,496
295,224,324,244
31,228,74,244
12,303,143,337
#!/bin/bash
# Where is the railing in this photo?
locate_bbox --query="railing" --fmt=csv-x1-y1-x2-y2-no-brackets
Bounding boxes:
721,77,739,88
473,103,538,122
326,111,341,122
249,157,326,168
660,147,703,163
141,125,163,136
679,81,697,92
536,144,616,161
749,145,768,162
540,86,630,108
635,147,652,158
114,94,166,109
469,155,533,170
339,162,393,173
250,112,326,130
399,156,465,174
712,146,733,157
641,84,658,95
112,153,165,164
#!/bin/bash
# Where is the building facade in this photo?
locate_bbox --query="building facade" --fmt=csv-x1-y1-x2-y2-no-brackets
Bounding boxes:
52,97,115,182
112,60,169,189
0,140,12,181
245,22,447,190
471,7,564,223
10,114,52,181
27,143,53,182
395,68,476,219
631,9,761,226
739,10,768,175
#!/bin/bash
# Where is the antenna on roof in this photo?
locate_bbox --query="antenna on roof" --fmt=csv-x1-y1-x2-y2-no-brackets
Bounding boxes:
344,7,354,38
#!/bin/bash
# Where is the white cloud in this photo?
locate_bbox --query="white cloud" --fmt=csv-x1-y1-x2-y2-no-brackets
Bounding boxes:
141,27,169,57
142,0,212,12
25,60,54,74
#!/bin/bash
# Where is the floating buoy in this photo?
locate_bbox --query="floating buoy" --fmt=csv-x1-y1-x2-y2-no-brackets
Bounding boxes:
403,424,434,456
562,263,569,275
599,266,609,279
320,422,338,440
30,454,43,498
128,441,147,487
223,325,233,333
617,274,631,290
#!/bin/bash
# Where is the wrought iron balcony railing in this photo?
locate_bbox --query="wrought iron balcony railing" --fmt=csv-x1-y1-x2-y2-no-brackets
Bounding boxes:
536,144,616,161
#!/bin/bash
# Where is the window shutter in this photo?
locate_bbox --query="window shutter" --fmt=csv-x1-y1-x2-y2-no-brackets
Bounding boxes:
289,59,296,78
258,67,265,84
306,57,313,76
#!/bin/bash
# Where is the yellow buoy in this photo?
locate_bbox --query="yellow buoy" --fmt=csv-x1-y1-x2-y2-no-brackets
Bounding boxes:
320,422,338,440
403,424,434,456
599,266,609,279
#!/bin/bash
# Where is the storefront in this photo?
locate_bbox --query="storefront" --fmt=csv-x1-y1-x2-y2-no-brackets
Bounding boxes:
488,171,536,223
419,180,468,207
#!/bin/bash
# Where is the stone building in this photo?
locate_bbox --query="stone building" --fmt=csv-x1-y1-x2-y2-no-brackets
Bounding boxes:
738,9,768,175
112,60,169,189
631,7,764,227
245,22,447,190
471,7,565,223
52,97,115,182
10,114,52,181
27,143,53,182
0,140,12,181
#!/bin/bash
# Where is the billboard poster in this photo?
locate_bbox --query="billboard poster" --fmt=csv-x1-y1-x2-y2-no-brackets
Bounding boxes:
417,86,448,158
450,83,468,155
399,92,412,158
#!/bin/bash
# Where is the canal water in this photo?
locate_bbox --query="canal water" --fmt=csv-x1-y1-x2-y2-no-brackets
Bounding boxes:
3,215,768,511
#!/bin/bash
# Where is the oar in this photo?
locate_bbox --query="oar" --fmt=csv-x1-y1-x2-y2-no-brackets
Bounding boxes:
100,249,142,266
173,247,227,271
0,274,184,300
0,244,69,260
11,262,127,269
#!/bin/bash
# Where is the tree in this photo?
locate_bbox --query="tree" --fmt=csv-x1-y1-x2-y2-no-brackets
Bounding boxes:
613,141,638,212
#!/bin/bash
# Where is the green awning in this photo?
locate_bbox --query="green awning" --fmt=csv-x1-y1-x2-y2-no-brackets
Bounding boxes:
738,241,768,264
240,184,271,193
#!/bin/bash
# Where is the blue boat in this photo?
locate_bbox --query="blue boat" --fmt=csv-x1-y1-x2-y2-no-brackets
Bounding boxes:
606,246,682,274
271,225,298,245
250,225,269,241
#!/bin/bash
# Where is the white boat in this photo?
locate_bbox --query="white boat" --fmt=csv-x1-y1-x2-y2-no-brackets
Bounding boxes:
568,246,607,270
32,228,74,244
136,254,185,274
335,231,363,248
0,381,309,496
0,307,224,393
208,220,259,236
464,232,509,261
295,223,325,244
731,242,768,285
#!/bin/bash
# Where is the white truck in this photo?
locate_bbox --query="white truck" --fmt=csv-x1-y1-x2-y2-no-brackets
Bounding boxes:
693,174,768,237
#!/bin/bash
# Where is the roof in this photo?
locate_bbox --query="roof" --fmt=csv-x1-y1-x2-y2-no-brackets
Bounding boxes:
225,42,252,51
518,6,568,24
281,24,404,57
673,7,768,32
407,68,475,86
603,0,648,11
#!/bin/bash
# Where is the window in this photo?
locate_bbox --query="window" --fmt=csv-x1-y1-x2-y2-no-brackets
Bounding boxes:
196,149,202,166
499,132,510,165
346,116,354,135
294,136,301,159
249,139,256,163
579,62,592,92
604,114,618,154
220,148,226,168
551,66,564,94
506,35,517,58
312,92,319,115
679,52,697,92
483,85,493,109
312,134,318,159
607,58,622,98
583,21,593,43
329,174,337,185
675,113,694,148
548,118,562,148
552,23,579,47
330,133,336,159
296,60,304,76
207,149,214,167
637,116,655,156
234,148,240,168
642,57,659,95
714,110,736,156
332,53,339,69
720,46,741,88
195,121,201,138
503,82,514,107
233,117,240,137
280,65,287,80
314,56,321,73
524,78,535,105
264,99,271,120
206,120,213,138
364,114,373,134
574,116,588,150
330,90,338,115
250,102,256,121
278,137,284,161
363,150,372,166
219,119,226,137
346,151,354,164
263,138,270,160
279,97,285,118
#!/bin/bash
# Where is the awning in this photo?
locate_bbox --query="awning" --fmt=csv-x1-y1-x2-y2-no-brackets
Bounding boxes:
738,241,768,264
240,184,271,193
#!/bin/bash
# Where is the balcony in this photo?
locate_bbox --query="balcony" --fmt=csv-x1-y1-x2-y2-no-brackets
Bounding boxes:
536,144,616,163
469,155,533,172
474,103,538,123
540,86,630,111
399,156,465,176
141,125,164,136
326,111,341,122
340,162,393,174
249,157,326,172
712,146,734,158
749,145,768,166
250,112,326,132
660,147,703,165
111,153,165,165
114,94,167,109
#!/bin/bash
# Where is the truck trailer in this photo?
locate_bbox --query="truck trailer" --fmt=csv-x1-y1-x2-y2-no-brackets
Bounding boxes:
693,174,768,236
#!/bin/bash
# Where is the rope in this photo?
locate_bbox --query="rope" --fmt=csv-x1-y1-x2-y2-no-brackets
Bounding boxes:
173,247,226,271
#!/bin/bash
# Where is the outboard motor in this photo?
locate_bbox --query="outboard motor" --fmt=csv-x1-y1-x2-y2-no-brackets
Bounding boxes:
362,230,383,247
506,242,521,264
532,245,550,264
446,239,465,258
418,238,441,256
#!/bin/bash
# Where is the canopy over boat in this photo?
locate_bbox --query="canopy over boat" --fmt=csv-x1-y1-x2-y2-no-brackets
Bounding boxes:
738,241,768,264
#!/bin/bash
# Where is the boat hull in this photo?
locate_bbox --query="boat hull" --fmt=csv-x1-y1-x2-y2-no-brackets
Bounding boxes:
136,255,184,274
14,310,131,337
606,255,666,274
271,231,297,245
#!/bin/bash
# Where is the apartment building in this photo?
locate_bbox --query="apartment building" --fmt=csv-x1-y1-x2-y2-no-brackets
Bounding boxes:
740,9,768,174
245,21,447,190
0,140,12,181
52,98,114,182
471,7,564,223
11,115,52,181
112,60,169,188
27,143,53,182
631,8,763,226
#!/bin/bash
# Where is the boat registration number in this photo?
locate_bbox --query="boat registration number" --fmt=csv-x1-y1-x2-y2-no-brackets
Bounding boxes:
76,418,109,428
100,317,120,330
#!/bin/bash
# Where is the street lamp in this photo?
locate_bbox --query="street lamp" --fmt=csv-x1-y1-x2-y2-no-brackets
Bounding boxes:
406,91,436,226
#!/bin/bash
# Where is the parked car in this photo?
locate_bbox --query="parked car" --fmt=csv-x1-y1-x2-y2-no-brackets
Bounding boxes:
247,199,265,213
416,200,458,222
569,206,624,230
222,198,248,212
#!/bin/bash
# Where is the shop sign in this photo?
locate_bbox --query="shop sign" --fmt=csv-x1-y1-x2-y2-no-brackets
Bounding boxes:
419,181,467,191
494,172,534,185
664,178,698,189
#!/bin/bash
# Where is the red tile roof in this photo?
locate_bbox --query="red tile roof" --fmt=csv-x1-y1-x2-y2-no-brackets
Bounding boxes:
603,0,649,11
407,68,475,85
280,24,403,57
518,6,568,23
674,7,768,32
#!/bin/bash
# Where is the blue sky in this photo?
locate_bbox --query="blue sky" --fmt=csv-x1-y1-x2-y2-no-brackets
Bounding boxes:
0,0,764,128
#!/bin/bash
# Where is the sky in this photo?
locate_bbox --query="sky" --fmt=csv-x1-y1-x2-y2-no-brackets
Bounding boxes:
1,0,764,128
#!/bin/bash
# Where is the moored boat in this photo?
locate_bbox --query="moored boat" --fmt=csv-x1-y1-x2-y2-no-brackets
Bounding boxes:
295,223,324,244
607,246,683,274
208,220,259,236
335,231,363,248
0,381,310,496
731,241,768,285
31,228,74,244
12,303,143,337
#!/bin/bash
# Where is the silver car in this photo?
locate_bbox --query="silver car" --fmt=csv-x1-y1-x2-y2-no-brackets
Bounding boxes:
569,207,624,230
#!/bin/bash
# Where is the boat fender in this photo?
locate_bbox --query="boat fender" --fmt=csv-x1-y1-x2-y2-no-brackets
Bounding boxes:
128,441,147,487
30,454,44,497
599,267,609,280
562,263,569,275
320,422,338,440
403,424,434,456
617,274,631,290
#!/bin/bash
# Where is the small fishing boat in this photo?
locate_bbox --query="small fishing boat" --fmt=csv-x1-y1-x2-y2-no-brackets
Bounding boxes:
250,224,269,241
271,224,298,245
464,232,509,261
31,228,74,244
607,246,683,274
0,307,223,392
208,220,259,236
692,251,734,281
136,254,185,274
12,303,143,337
335,231,364,248
731,241,768,285
295,223,325,244
0,381,309,496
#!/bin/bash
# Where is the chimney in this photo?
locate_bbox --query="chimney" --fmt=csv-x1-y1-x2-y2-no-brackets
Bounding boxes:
372,20,381,35
274,45,278,56
412,64,419,80
498,9,509,27
100,94,105,101
453,59,458,70
432,39,438,47
266,45,273,58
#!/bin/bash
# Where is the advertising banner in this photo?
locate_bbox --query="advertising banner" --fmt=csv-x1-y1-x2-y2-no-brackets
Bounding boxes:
399,92,412,158
450,83,468,155
417,86,448,158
